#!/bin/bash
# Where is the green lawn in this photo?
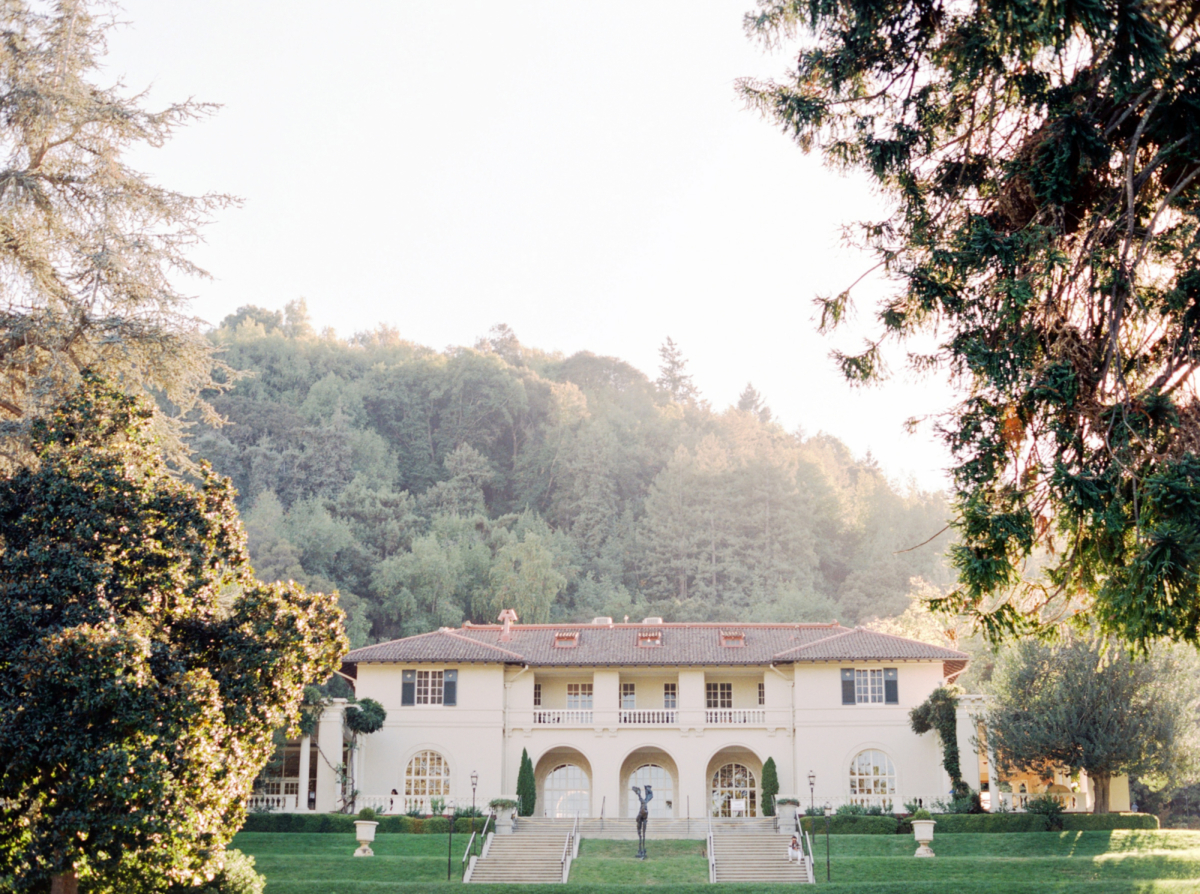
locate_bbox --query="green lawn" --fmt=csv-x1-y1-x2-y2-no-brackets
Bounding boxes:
231,830,1200,894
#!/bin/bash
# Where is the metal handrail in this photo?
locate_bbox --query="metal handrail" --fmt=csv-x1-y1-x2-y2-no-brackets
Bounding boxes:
561,813,579,883
460,811,494,881
707,815,716,883
599,795,605,832
803,829,816,884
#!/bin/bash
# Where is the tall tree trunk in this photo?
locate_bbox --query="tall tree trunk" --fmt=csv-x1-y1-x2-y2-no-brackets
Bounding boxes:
1092,773,1111,814
50,871,78,894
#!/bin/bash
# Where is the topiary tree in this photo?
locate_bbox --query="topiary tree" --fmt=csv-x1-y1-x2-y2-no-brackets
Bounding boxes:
0,376,347,893
342,698,387,812
517,749,536,817
761,757,780,817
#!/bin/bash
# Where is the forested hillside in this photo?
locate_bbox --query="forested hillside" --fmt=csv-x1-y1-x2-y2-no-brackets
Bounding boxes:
193,303,953,647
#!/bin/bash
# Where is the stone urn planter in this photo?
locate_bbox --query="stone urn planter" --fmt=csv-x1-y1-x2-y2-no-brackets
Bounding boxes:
776,803,800,833
353,820,378,857
495,810,515,835
912,819,936,858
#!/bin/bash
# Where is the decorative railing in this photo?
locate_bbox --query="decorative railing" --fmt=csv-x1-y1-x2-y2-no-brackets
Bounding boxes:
248,793,299,812
996,791,1089,813
704,708,766,725
619,709,677,725
356,794,466,815
533,709,593,725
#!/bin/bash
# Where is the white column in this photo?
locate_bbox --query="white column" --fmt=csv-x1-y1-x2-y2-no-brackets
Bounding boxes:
298,734,312,811
955,696,984,793
315,700,346,813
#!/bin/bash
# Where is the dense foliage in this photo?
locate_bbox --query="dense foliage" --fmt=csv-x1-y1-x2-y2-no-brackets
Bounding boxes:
761,757,780,816
910,685,965,794
741,1,1200,647
0,378,346,892
0,0,232,468
196,310,954,644
986,634,1200,813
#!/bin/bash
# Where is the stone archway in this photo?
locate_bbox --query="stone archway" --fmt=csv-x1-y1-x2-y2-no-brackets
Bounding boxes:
619,747,679,818
534,747,593,818
705,746,763,818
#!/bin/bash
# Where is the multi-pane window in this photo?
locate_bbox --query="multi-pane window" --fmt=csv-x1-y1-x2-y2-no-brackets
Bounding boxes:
758,682,765,706
405,750,451,799
706,682,732,709
621,682,636,710
416,670,444,705
855,669,884,704
566,682,593,710
663,683,677,709
533,682,542,707
849,749,896,809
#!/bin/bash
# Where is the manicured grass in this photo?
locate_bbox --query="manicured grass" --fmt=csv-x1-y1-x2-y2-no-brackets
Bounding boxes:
231,830,1200,893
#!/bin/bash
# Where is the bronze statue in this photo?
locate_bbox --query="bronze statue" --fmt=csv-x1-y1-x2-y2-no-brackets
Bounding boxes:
631,784,653,859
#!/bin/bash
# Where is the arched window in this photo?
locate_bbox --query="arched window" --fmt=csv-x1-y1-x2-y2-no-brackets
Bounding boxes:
405,750,450,810
711,762,757,817
849,749,895,809
544,763,589,817
628,764,673,818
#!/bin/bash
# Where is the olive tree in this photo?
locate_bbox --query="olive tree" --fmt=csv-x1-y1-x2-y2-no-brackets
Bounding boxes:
0,377,347,893
986,634,1200,812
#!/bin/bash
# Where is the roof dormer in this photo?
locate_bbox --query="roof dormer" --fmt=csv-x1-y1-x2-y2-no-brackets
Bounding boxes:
719,629,746,648
554,630,581,649
637,628,663,648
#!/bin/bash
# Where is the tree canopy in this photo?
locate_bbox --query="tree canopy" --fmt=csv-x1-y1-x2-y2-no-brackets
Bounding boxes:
0,377,346,893
986,634,1200,813
0,0,234,469
741,1,1200,647
195,310,955,645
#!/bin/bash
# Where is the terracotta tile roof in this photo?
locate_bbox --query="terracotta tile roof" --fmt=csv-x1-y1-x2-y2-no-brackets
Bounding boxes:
344,622,968,667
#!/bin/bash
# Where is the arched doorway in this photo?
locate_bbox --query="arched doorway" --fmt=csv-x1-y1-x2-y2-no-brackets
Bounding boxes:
627,764,674,819
544,763,589,817
849,749,896,810
535,747,593,818
711,762,757,817
404,750,450,813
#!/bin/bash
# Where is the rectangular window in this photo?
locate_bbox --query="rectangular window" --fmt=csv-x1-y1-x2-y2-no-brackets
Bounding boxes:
533,682,542,707
443,669,457,706
566,682,593,710
402,669,416,706
884,667,899,705
621,682,636,710
416,670,444,705
663,682,677,710
706,682,732,709
758,681,765,706
852,669,883,704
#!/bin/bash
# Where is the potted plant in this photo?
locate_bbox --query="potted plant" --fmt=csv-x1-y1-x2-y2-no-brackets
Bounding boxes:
775,797,801,833
910,808,936,858
490,797,519,835
354,808,379,857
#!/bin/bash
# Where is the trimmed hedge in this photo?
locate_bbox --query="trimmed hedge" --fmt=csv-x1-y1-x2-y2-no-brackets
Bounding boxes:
240,814,486,834
800,815,899,835
1060,813,1159,831
931,814,1050,833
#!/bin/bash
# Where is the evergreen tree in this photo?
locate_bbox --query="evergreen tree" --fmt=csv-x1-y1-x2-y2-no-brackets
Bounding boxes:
0,0,236,468
742,0,1200,647
517,749,537,817
654,337,699,403
761,757,780,817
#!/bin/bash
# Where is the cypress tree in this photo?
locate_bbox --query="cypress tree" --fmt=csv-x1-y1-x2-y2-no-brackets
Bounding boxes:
517,749,536,817
761,757,779,817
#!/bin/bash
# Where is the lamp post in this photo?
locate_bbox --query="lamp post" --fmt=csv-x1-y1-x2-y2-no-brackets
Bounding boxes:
807,771,815,819
471,770,479,855
824,804,832,882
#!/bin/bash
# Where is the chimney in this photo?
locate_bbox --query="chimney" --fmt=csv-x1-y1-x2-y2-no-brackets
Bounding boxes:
498,608,519,642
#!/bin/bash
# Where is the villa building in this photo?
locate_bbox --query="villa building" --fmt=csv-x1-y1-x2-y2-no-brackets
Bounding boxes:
258,612,1130,818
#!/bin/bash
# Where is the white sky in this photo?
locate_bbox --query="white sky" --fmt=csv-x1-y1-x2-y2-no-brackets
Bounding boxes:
106,0,960,492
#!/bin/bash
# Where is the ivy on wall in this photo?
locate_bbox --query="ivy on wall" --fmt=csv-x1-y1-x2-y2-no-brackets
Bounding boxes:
910,686,967,795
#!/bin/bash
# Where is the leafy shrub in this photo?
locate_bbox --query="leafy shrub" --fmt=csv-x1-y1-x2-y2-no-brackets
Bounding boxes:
357,807,378,822
405,805,424,818
453,806,484,819
1026,797,1066,830
168,850,265,894
424,817,450,834
800,815,899,835
834,803,865,816
489,798,519,812
932,813,1049,833
430,797,446,815
239,813,356,833
911,808,933,820
1060,813,1159,831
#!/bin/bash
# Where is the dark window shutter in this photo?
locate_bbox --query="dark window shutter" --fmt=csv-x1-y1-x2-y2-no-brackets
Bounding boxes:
841,668,856,705
443,669,457,706
884,668,898,704
401,670,415,706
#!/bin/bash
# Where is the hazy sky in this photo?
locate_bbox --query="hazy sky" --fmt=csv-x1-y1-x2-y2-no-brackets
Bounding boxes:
106,1,959,491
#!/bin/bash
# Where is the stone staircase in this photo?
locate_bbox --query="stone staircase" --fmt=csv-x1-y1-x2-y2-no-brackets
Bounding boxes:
710,829,813,884
466,829,573,884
